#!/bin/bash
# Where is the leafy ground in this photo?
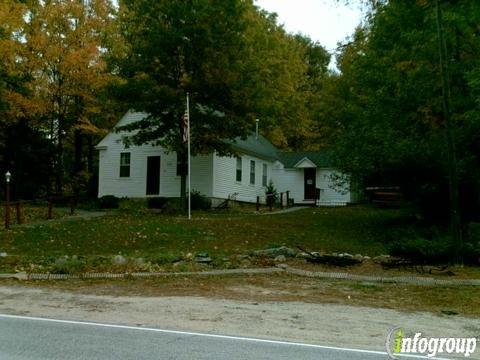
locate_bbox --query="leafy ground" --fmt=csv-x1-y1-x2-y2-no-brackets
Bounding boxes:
0,204,71,226
0,206,403,269
0,205,478,277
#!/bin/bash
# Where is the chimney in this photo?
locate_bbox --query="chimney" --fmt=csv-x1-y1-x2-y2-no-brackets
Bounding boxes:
255,119,260,140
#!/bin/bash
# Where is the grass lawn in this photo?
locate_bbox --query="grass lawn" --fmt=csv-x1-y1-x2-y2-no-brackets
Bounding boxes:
0,205,426,272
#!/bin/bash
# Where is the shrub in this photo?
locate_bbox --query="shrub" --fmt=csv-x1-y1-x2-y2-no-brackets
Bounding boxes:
190,190,211,210
98,195,120,209
388,236,453,264
51,256,86,274
265,180,278,206
147,197,170,209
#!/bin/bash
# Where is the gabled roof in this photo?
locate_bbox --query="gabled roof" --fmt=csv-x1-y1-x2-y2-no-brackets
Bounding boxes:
97,112,335,168
227,134,279,162
276,151,333,169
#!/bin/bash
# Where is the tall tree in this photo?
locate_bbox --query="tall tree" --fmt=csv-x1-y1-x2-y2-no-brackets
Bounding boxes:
114,0,314,207
23,0,117,194
323,0,480,234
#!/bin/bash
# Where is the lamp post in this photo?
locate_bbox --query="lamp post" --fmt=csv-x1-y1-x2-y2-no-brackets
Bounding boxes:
5,171,11,230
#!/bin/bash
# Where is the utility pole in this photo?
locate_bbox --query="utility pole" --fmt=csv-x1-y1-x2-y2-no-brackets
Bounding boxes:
434,0,462,263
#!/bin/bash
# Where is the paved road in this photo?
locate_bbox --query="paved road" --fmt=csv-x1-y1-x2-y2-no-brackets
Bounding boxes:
0,314,426,360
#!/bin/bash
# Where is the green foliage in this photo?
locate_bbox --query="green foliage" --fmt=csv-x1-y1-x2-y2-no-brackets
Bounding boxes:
264,180,278,206
51,256,86,274
98,195,120,209
388,236,453,265
190,191,211,211
320,0,480,226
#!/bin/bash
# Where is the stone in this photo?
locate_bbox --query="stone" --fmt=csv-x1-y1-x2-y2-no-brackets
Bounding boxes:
195,256,212,264
133,258,145,266
236,255,251,261
274,255,286,262
0,252,7,257
253,246,297,258
113,255,127,265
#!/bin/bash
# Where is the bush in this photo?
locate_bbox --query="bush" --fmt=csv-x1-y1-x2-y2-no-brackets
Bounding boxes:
147,197,170,209
190,190,211,210
51,256,86,274
388,236,453,264
265,180,278,206
98,195,120,209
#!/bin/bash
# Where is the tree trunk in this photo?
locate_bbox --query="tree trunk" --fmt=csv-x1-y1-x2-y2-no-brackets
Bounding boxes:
435,0,462,263
55,121,64,195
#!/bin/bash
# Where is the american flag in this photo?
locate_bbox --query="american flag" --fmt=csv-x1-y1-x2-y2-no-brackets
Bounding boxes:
182,110,189,144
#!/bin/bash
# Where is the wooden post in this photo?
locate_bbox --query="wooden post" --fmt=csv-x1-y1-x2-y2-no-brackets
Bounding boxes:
5,182,10,230
256,196,260,212
280,192,284,209
15,202,23,224
47,199,53,220
286,191,290,208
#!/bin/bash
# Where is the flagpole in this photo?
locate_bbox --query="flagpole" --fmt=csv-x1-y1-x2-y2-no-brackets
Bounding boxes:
187,93,191,220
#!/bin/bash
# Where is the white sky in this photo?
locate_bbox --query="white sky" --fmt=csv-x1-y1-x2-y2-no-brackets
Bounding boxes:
254,0,364,68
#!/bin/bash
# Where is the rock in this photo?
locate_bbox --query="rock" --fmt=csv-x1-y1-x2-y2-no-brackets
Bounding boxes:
196,252,209,258
240,259,251,268
173,260,186,268
236,255,251,261
113,255,127,265
253,246,297,259
339,253,353,258
0,252,7,257
274,255,286,262
363,256,371,260
133,258,145,266
195,256,212,264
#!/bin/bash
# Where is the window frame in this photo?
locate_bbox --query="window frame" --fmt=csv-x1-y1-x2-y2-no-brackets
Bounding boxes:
262,163,268,186
250,160,256,185
119,152,131,178
236,156,242,182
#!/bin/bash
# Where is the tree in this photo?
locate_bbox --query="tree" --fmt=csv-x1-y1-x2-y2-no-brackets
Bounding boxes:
113,0,316,208
322,0,480,235
23,0,117,194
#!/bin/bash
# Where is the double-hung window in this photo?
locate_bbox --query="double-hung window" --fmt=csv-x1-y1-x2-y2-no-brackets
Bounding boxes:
236,157,242,182
250,160,256,185
120,152,131,178
262,164,268,186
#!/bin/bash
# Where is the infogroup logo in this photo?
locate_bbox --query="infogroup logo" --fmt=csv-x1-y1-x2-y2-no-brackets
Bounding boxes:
386,327,477,359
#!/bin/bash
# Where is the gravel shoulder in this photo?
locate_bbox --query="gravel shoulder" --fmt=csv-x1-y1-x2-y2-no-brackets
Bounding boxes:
0,279,478,356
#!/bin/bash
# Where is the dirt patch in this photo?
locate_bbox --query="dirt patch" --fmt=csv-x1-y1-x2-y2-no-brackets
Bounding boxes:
0,277,478,356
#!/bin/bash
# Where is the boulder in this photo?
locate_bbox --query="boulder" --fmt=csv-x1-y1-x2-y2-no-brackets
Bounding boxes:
113,255,127,265
253,246,297,258
274,255,286,262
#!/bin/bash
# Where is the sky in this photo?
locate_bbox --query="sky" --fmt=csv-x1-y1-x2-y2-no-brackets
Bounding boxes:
254,0,364,68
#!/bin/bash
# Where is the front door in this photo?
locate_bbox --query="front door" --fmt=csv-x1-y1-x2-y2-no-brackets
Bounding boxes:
304,168,316,200
146,156,161,195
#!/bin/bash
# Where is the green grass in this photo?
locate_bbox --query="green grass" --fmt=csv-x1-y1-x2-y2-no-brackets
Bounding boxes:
0,206,409,269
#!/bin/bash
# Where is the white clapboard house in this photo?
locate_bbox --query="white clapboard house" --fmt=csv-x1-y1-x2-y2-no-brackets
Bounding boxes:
96,111,352,206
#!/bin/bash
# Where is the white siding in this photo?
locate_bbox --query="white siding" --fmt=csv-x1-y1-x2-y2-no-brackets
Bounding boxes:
97,112,213,198
316,169,351,205
212,153,273,203
272,167,351,206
